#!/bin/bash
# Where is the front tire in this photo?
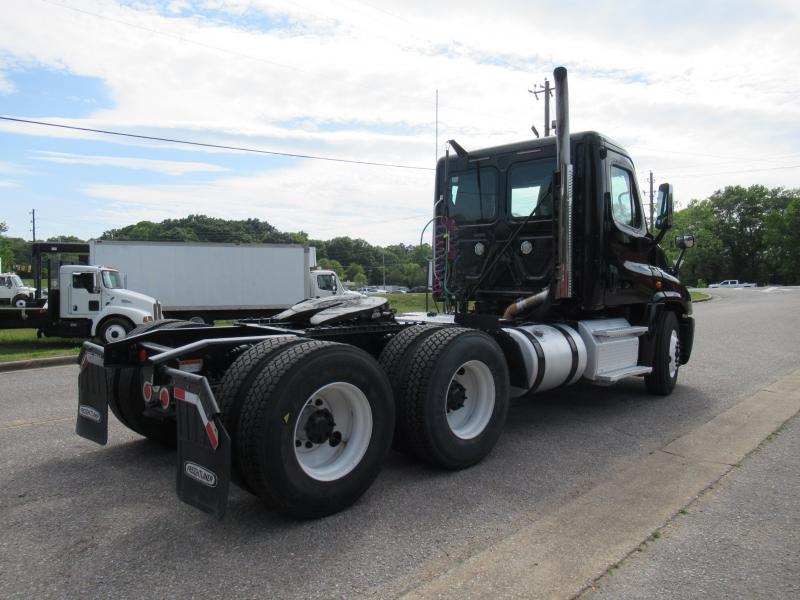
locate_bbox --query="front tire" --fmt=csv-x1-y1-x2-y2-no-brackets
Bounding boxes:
399,327,510,470
97,317,133,345
12,294,28,308
237,340,394,518
645,311,681,396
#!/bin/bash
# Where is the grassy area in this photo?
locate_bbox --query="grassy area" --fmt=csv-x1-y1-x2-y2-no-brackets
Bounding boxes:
690,291,711,302
0,329,83,363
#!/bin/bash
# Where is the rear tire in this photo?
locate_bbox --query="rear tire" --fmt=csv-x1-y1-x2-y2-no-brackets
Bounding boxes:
379,324,443,449
645,311,681,396
216,336,307,491
237,341,394,518
399,327,509,470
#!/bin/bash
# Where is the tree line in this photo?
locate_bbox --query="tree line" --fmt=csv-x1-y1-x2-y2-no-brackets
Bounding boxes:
2,184,799,287
664,185,800,286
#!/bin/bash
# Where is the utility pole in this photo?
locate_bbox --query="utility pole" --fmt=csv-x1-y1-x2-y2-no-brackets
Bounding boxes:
30,208,36,241
529,77,554,136
648,171,655,229
382,248,386,290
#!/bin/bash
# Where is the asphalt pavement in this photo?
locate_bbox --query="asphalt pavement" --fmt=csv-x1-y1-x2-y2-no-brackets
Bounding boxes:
586,412,800,600
0,286,798,599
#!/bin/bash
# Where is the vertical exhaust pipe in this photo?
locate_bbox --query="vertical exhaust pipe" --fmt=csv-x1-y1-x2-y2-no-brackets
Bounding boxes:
553,66,573,299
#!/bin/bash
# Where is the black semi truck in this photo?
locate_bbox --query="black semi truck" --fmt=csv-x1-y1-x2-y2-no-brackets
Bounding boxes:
76,67,694,519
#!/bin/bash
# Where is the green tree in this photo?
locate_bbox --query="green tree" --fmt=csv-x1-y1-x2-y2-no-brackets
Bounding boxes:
318,258,343,277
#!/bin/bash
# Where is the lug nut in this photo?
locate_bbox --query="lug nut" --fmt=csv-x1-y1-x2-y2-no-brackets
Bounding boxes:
315,399,323,406
295,439,302,447
305,441,313,449
329,431,342,447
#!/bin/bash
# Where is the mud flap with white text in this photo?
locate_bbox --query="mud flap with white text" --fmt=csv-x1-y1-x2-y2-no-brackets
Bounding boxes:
76,343,109,445
167,368,231,520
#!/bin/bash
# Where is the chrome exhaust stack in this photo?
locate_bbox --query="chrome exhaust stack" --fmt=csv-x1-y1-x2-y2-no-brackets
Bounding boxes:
553,66,573,299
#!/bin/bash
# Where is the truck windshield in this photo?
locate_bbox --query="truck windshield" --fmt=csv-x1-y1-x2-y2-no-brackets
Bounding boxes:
11,275,24,287
101,270,124,289
448,167,498,224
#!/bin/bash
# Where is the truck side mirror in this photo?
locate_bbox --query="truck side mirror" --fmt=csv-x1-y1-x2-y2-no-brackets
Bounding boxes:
655,183,673,231
652,183,674,245
673,235,694,274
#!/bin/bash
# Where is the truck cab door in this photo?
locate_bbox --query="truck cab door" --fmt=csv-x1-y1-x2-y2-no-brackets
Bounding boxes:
67,271,102,316
314,272,337,298
603,152,653,306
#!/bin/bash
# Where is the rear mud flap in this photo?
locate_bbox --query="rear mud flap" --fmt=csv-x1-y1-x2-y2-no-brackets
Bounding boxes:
166,368,231,520
76,343,109,445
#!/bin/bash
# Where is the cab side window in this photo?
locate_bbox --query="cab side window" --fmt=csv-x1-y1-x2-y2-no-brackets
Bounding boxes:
609,165,642,230
72,272,96,292
317,273,335,292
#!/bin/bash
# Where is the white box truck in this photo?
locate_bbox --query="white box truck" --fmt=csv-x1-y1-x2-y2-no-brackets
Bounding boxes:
88,240,358,323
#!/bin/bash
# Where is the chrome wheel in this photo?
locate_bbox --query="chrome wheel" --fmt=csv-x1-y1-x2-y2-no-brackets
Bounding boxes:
668,330,680,379
445,360,495,440
103,323,128,343
293,382,373,482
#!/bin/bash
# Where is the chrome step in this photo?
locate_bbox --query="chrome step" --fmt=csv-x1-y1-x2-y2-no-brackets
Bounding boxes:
592,326,649,339
594,365,652,384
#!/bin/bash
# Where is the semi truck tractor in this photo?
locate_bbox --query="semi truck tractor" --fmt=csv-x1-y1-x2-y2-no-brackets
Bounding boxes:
88,240,358,323
76,67,695,520
0,243,159,343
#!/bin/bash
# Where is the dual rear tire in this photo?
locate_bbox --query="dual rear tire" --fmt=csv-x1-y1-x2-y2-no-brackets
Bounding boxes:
380,326,510,470
221,339,394,518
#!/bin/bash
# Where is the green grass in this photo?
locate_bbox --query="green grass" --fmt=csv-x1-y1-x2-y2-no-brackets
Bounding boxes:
690,291,711,302
0,329,83,362
378,292,434,314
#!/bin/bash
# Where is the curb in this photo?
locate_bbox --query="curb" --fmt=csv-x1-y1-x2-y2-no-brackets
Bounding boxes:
0,355,79,373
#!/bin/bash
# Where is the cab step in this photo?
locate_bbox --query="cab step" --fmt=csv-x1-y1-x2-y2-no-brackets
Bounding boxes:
591,326,649,339
594,365,652,385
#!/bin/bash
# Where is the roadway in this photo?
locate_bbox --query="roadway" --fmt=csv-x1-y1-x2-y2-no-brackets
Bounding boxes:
0,286,798,599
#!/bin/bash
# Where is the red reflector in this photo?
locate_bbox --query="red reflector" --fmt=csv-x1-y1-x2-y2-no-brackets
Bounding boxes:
139,349,148,364
143,381,152,402
160,388,170,409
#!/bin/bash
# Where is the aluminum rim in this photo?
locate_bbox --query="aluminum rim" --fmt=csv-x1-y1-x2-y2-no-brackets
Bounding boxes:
445,360,495,440
668,330,680,379
293,382,373,482
103,323,128,343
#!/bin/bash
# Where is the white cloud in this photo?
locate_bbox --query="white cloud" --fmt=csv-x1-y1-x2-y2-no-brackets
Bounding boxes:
0,180,21,188
83,159,433,244
31,150,230,175
0,0,799,239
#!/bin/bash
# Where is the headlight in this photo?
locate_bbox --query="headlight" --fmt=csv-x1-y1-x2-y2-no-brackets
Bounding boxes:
143,315,154,322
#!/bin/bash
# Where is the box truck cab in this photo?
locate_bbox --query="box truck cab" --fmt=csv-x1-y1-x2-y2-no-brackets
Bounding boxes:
59,265,160,342
0,273,36,307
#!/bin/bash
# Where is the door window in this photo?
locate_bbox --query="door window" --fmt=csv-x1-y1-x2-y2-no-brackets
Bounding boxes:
609,165,642,230
317,273,336,292
72,272,96,292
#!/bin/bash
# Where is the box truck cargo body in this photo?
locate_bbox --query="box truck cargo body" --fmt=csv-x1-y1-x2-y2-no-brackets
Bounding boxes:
89,241,353,322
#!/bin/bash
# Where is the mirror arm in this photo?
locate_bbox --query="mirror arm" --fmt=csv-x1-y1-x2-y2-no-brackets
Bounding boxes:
652,224,670,246
673,247,687,275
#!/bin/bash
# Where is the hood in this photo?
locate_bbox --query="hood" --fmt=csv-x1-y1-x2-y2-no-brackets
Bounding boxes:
106,288,157,306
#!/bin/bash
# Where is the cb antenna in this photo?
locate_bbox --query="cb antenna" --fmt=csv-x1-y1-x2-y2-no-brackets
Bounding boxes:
528,77,554,137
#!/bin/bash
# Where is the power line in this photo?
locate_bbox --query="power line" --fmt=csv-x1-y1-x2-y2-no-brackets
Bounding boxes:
0,116,434,171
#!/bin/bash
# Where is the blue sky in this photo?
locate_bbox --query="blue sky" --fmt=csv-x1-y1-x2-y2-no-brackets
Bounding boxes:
2,0,799,244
